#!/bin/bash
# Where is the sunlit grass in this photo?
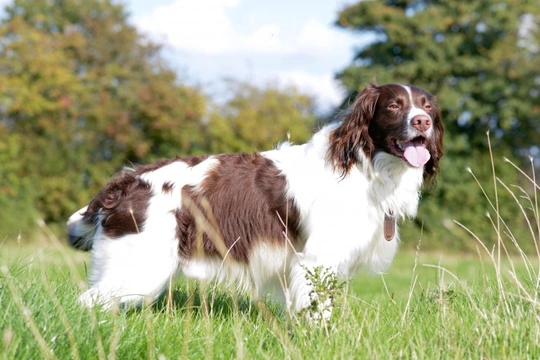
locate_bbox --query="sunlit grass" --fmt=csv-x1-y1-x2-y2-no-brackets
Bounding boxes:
2,235,539,359
2,138,540,358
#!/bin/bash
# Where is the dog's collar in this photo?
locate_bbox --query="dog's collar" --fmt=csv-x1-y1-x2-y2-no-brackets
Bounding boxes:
384,214,395,241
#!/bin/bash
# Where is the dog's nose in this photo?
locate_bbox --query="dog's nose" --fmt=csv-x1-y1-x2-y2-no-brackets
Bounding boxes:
412,115,431,133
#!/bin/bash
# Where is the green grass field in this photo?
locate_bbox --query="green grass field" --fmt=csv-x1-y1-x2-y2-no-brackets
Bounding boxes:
2,232,540,359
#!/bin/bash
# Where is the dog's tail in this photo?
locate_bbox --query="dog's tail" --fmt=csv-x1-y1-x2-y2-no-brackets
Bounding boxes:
66,206,94,251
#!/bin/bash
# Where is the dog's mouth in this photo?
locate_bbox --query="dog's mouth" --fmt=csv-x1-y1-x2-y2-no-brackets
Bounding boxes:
388,136,430,168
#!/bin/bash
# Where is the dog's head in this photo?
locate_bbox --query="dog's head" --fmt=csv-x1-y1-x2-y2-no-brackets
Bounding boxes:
327,83,444,182
66,172,152,250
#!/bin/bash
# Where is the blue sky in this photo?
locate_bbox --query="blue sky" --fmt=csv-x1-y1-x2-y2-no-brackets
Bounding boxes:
124,0,370,111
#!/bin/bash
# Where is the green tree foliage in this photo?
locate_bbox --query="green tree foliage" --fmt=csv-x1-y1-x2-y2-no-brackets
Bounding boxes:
336,0,540,251
0,1,319,238
0,0,207,233
207,80,317,153
0,132,39,236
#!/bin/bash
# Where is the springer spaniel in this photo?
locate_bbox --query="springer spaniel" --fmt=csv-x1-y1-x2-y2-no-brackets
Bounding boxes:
67,83,443,316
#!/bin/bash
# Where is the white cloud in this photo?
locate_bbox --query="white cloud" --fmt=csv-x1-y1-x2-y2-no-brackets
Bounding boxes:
297,18,335,53
244,24,289,54
131,0,359,110
136,0,242,54
270,70,346,112
135,0,353,58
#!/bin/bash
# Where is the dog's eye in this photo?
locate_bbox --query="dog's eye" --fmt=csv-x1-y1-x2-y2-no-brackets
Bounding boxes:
388,103,400,110
424,103,432,111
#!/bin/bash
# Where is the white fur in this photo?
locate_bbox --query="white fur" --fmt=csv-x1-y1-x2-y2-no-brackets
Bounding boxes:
401,84,434,138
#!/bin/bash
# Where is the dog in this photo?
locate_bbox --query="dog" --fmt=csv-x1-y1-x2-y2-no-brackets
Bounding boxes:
67,83,443,316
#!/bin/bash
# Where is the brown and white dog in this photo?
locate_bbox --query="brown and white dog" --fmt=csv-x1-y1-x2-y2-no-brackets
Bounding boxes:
67,83,443,315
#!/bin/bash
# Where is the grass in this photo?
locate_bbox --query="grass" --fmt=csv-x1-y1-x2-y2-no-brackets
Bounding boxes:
2,142,540,359
2,236,540,359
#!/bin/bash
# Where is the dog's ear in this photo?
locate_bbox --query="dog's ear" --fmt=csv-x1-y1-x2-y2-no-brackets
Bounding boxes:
88,173,153,237
327,83,380,176
423,100,444,186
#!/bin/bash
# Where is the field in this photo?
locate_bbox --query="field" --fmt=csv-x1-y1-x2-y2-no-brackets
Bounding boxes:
2,229,540,359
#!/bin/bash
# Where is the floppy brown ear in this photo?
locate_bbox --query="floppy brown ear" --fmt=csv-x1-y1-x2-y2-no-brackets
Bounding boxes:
86,173,152,237
423,102,444,186
327,83,380,176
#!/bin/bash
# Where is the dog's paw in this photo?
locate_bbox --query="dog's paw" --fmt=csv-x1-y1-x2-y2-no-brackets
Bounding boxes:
78,288,113,309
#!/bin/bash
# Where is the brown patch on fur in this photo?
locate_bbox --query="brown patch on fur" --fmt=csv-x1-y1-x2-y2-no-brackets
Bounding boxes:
327,83,379,176
175,153,302,263
162,182,174,194
84,173,152,238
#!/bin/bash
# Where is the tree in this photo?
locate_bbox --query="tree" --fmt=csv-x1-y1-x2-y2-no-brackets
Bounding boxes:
206,80,317,154
337,0,540,151
0,0,207,233
336,0,540,251
0,131,39,236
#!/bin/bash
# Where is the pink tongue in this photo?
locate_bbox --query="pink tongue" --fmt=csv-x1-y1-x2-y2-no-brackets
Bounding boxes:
403,139,430,167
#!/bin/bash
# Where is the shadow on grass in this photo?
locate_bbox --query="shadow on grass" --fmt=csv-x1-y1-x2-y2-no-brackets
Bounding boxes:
150,284,283,321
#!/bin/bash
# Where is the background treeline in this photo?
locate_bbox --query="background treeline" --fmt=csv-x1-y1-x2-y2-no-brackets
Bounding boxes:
1,0,539,252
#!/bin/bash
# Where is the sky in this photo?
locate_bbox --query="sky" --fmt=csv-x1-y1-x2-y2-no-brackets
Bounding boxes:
123,0,369,112
0,0,372,112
